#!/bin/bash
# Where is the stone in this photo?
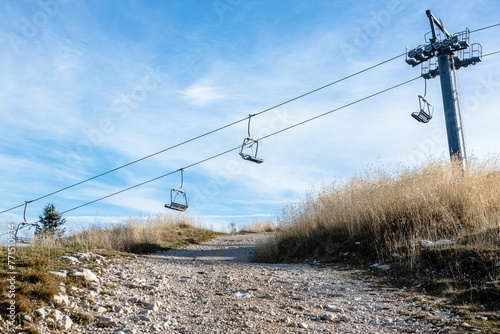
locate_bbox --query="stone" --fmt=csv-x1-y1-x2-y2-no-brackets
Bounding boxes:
89,286,101,295
35,308,47,319
420,239,454,248
51,309,63,322
53,293,70,306
97,316,117,326
420,240,434,247
232,289,252,299
58,315,73,331
434,239,454,247
370,263,391,270
145,303,160,312
59,255,81,263
96,306,107,313
48,270,68,278
79,299,91,309
320,314,336,321
325,305,344,313
140,309,153,316
72,268,99,283
297,322,309,329
140,315,153,322
339,315,351,322
74,252,92,261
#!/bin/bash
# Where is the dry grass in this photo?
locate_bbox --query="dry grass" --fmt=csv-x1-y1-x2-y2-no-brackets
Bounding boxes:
31,213,217,253
256,158,500,262
254,157,500,309
238,219,281,233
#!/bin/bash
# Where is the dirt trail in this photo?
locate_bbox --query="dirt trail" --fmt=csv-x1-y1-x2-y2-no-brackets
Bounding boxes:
33,233,476,333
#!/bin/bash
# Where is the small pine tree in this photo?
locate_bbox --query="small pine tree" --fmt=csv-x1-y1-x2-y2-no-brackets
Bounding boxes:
35,203,66,239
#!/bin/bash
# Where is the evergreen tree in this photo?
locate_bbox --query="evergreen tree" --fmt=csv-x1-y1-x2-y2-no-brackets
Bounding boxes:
35,203,66,238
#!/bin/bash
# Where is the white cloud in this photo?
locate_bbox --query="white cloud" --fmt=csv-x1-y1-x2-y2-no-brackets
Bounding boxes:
179,79,227,105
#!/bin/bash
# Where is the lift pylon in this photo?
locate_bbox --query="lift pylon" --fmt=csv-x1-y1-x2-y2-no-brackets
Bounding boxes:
405,9,482,168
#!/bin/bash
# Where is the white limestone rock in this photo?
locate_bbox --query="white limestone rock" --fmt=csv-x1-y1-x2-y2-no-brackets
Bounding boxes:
53,293,70,306
72,268,99,283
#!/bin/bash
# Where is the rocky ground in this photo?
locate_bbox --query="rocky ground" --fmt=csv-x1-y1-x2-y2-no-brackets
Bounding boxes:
21,233,492,333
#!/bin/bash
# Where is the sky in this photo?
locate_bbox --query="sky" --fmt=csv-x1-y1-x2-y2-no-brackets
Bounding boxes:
1,0,500,238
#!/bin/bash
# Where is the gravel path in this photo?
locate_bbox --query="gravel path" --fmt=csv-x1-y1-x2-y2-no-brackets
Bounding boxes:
31,233,478,333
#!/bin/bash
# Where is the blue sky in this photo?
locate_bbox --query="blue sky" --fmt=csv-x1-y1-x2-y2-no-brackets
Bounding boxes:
1,0,500,236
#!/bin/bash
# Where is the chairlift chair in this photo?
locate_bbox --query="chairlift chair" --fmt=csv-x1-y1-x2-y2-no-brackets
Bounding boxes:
14,201,37,244
411,95,434,123
239,137,263,164
239,115,263,164
411,79,434,123
165,169,189,212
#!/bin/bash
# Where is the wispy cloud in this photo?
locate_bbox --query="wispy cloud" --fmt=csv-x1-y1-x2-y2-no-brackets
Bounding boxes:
179,79,227,105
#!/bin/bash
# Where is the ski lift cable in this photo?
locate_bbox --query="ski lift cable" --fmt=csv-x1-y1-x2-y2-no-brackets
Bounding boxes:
470,23,500,33
58,76,420,215
483,50,500,57
257,76,421,141
0,53,407,216
250,53,407,118
60,146,240,215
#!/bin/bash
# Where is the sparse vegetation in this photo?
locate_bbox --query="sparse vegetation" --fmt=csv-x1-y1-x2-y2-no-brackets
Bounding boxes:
255,158,500,312
0,214,219,330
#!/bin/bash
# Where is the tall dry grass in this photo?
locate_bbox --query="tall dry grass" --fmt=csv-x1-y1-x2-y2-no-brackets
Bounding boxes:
255,157,500,269
31,213,215,253
238,219,281,233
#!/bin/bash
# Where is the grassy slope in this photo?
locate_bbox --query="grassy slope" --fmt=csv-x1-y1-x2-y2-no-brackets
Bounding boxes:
0,214,220,332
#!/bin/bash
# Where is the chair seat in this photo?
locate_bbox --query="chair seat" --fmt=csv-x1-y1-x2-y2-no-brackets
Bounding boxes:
239,153,263,164
165,202,188,211
411,110,432,123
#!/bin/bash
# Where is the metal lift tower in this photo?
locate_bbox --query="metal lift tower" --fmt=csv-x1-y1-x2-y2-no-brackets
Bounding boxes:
405,10,482,168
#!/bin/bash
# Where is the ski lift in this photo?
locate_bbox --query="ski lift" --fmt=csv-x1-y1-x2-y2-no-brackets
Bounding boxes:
239,115,263,164
14,201,37,244
164,169,189,212
411,80,434,123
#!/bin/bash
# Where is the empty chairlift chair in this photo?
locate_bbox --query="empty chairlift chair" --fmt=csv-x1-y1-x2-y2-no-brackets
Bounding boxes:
14,201,38,244
165,169,189,212
411,95,434,123
239,115,263,164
